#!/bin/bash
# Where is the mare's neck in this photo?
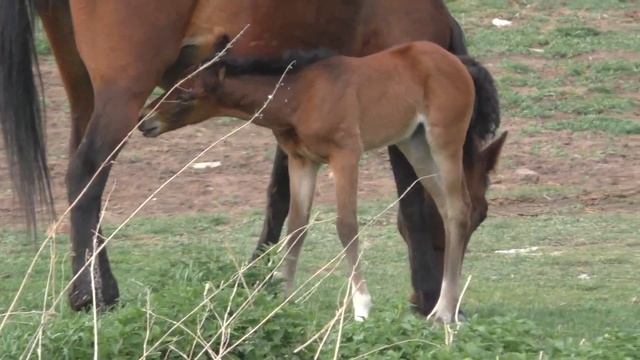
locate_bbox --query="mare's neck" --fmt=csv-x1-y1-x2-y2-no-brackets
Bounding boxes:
219,74,301,129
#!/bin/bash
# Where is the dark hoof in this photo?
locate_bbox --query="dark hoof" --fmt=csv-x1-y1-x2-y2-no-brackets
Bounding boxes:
68,274,119,311
409,291,437,316
69,284,93,311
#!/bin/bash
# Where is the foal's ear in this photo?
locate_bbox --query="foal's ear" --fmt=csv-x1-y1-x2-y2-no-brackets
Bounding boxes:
482,131,508,173
201,63,227,93
213,34,231,55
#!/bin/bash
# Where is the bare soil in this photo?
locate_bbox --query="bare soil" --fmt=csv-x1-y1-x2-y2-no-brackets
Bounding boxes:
1,57,638,231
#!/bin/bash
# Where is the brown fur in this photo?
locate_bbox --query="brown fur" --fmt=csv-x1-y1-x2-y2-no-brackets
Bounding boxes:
19,0,494,314
140,41,496,322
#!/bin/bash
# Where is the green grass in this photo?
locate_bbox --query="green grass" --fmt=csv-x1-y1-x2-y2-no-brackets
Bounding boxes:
451,0,640,136
34,21,51,56
544,116,640,135
17,0,640,358
488,184,581,202
1,205,639,358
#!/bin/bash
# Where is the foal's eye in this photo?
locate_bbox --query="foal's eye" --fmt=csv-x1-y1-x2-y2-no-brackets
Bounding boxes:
177,91,195,103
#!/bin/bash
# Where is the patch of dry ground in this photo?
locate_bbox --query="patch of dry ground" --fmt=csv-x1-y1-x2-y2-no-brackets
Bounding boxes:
1,54,638,231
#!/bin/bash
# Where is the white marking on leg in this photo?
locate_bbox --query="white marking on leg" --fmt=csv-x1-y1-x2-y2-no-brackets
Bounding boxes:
352,286,372,322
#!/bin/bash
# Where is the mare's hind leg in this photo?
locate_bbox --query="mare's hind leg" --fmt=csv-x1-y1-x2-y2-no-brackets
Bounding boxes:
282,155,318,294
330,150,371,321
67,0,191,310
37,1,120,309
397,128,470,324
66,87,154,310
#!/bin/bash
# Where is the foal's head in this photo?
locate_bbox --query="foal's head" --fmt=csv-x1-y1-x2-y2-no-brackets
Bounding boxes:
139,35,334,137
138,36,234,137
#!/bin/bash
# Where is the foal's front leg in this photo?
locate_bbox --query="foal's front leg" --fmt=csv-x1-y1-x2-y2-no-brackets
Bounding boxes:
283,155,319,294
330,150,372,321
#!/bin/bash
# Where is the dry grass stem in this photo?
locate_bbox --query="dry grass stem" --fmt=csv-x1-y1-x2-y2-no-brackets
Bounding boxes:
147,311,214,358
0,26,250,339
455,275,473,326
142,289,154,360
222,176,436,357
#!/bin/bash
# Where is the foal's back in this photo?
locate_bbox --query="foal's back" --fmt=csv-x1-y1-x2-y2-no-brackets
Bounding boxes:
294,41,475,152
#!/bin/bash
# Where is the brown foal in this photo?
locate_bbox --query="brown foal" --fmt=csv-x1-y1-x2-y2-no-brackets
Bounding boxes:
140,38,502,323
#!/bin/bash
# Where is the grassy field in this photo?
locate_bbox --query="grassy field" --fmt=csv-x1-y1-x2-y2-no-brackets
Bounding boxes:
2,207,639,358
3,0,640,358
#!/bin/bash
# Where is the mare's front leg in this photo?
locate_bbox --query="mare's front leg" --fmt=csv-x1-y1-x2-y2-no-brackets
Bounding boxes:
330,150,372,321
252,146,291,259
282,155,319,294
388,145,444,315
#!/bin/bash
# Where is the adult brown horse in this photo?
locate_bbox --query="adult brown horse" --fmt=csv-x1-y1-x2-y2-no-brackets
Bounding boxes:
0,0,501,316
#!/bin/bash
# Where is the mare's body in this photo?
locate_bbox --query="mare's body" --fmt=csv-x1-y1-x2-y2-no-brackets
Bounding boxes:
2,0,487,313
140,40,504,322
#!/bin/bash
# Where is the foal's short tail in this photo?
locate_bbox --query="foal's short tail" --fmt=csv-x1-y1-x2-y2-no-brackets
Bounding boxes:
458,56,501,143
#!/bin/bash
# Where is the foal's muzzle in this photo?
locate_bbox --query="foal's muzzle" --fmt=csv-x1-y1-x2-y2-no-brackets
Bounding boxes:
138,116,164,138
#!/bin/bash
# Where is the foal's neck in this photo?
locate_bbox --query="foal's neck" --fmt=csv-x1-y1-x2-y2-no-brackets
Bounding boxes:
219,75,301,129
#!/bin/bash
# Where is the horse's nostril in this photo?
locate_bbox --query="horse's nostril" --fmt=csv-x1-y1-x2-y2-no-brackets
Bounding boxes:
138,120,161,137
137,120,149,131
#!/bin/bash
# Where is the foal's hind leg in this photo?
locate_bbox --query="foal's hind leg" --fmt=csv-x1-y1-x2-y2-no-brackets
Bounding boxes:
397,128,470,324
282,155,318,294
330,150,372,321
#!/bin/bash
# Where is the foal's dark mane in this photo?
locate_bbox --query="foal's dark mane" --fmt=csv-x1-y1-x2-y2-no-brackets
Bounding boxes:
213,46,500,162
221,49,337,76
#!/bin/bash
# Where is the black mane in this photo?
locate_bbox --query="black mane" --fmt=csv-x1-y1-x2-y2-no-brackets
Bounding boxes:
221,48,337,76
457,55,501,162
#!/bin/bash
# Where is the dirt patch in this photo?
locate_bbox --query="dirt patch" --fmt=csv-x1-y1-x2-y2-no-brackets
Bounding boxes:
0,58,395,229
1,56,638,232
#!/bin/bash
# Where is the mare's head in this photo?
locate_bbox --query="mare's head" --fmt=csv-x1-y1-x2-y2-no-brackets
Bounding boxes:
138,36,232,137
465,131,507,231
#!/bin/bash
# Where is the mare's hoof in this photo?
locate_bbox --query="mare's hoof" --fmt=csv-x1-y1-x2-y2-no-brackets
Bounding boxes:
69,287,93,311
69,279,119,311
409,291,437,316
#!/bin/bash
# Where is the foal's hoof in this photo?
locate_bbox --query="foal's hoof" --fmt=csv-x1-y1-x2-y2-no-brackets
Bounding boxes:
409,292,465,321
427,305,464,325
427,311,455,325
352,291,372,322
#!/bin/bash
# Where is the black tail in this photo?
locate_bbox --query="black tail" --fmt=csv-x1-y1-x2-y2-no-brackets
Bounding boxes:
0,0,53,235
459,56,501,146
448,17,469,57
